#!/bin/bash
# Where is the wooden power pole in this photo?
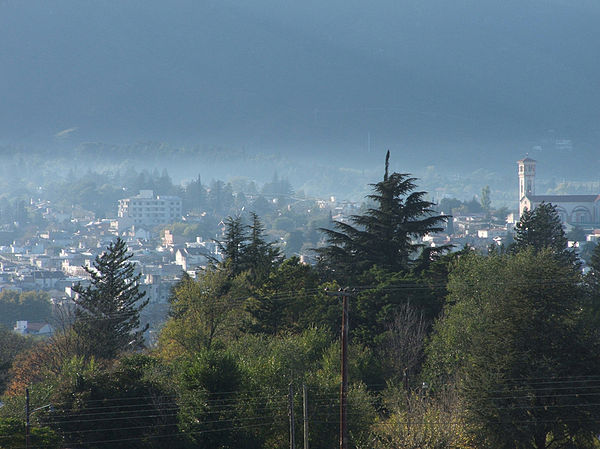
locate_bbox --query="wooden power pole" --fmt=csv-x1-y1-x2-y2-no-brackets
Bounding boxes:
25,388,30,449
340,289,349,449
325,287,353,449
289,383,296,449
303,384,309,449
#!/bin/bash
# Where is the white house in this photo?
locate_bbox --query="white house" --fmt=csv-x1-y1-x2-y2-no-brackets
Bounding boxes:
14,321,53,336
118,190,182,229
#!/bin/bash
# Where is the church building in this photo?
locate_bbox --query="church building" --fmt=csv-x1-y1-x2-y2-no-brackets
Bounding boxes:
518,157,600,227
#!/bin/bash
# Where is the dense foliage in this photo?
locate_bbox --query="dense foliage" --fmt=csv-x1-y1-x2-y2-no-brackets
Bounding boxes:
425,250,600,448
2,158,600,449
0,291,52,327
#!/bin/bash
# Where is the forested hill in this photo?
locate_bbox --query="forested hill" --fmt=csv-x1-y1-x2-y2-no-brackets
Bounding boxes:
2,0,600,172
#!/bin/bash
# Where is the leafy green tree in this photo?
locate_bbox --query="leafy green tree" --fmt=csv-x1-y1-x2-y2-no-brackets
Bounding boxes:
158,269,249,357
244,257,336,335
0,417,60,449
425,250,600,449
493,205,510,224
285,230,304,256
0,291,52,327
47,355,182,449
580,241,597,266
261,172,293,197
317,151,446,280
567,225,586,242
371,386,475,449
72,237,149,360
177,349,261,449
226,328,376,449
590,241,600,274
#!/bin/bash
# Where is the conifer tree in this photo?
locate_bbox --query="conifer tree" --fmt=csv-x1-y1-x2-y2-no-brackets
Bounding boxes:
584,243,600,326
317,151,447,279
72,237,148,360
215,216,248,276
513,202,577,265
242,212,282,283
215,213,281,282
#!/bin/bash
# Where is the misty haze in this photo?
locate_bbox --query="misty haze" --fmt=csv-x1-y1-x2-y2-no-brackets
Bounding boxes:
2,2,600,448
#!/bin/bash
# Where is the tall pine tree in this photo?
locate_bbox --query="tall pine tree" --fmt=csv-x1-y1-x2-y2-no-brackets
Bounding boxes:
317,151,447,279
242,212,282,283
214,216,248,276
72,237,148,360
513,202,577,266
214,213,281,283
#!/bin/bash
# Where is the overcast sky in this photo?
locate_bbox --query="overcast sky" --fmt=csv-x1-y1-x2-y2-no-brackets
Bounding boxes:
1,0,599,165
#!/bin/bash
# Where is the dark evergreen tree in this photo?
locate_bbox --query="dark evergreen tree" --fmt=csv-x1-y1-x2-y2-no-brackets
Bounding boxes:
214,213,281,282
72,237,148,360
584,243,600,328
215,216,248,276
513,202,577,265
208,180,226,213
316,151,447,280
184,174,207,213
241,212,282,283
244,257,332,335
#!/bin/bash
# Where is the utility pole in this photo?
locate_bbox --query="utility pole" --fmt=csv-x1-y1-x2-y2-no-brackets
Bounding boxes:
303,384,309,449
25,388,30,449
340,289,349,449
289,383,296,449
325,287,353,449
24,389,53,449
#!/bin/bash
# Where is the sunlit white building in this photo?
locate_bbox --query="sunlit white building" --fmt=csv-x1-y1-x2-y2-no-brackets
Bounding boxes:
118,190,182,228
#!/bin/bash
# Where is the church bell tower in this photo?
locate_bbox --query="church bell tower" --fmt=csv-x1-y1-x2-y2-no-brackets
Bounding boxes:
518,157,536,200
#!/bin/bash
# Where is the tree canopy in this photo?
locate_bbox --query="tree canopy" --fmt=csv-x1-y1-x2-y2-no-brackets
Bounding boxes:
425,249,600,448
316,151,447,280
5,159,600,449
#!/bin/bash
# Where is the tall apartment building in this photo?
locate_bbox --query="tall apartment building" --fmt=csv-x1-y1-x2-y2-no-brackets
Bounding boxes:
118,190,182,228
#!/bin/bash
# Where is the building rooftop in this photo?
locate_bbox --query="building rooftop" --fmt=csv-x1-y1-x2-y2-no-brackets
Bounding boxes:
526,195,600,203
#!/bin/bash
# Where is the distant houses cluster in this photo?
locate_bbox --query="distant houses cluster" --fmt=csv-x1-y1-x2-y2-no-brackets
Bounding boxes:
7,161,600,338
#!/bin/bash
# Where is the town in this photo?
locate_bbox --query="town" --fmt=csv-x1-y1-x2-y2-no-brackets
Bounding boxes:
6,157,600,342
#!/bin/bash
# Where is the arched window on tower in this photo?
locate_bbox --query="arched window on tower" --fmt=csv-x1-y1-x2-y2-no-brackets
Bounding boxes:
571,207,591,224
